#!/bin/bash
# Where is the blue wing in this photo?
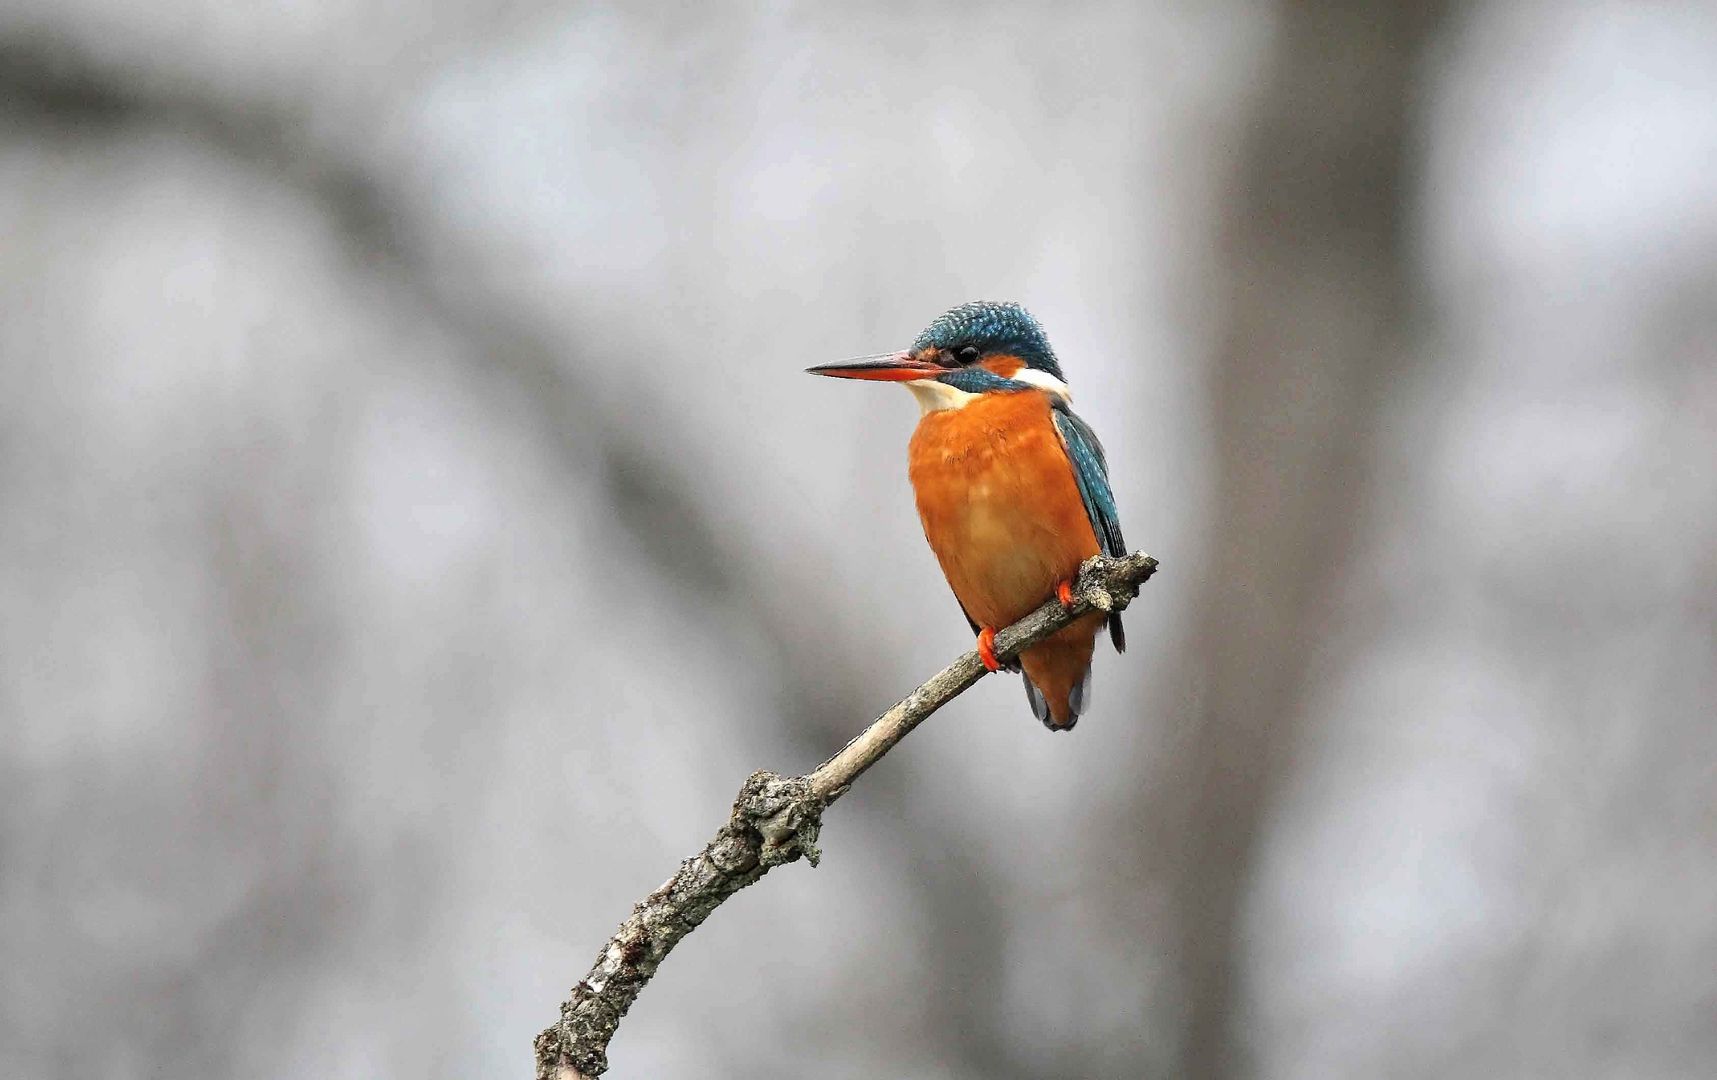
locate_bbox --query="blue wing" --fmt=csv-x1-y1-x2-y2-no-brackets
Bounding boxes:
1052,403,1125,558
1052,402,1127,653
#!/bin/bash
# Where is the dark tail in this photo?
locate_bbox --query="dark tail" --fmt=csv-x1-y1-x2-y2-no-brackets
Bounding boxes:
1022,667,1093,732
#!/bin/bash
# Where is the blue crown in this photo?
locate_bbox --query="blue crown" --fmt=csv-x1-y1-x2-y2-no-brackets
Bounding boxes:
911,301,1063,381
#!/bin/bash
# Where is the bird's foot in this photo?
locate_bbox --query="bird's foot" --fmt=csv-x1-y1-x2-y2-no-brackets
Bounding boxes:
976,627,1002,673
1056,578,1077,610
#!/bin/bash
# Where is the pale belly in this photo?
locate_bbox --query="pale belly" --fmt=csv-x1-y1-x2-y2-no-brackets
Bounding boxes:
907,393,1099,630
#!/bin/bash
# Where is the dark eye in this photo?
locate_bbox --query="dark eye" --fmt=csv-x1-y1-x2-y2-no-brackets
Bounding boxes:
955,345,982,365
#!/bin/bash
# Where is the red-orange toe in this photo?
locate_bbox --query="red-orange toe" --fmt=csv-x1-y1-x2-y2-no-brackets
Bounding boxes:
1056,578,1077,609
976,627,1001,673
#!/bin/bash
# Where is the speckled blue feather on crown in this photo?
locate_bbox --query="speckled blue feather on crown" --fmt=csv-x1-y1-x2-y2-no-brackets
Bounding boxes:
912,301,1063,381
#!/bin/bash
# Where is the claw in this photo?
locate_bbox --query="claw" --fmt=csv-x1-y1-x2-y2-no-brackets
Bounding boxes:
1056,578,1076,610
976,627,1001,673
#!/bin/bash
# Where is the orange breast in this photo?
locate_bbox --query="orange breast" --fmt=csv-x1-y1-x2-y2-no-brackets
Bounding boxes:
907,391,1099,630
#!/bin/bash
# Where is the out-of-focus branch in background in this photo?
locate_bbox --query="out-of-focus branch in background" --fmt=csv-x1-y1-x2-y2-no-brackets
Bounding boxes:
0,25,1041,1076
1163,5,1451,1076
8,5,1716,1078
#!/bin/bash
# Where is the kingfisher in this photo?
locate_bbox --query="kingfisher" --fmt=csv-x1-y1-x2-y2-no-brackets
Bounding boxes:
807,301,1126,731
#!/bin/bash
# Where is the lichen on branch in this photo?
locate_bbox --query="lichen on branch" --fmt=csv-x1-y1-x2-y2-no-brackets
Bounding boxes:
535,551,1158,1079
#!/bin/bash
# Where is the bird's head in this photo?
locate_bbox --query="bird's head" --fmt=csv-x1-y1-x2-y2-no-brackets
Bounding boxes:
807,301,1070,412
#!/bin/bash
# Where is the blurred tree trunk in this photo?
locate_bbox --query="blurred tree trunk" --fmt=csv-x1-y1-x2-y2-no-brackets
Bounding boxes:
1171,3,1451,1076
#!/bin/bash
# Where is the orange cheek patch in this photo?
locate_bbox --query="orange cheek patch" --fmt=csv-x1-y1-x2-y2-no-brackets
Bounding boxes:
980,354,1024,378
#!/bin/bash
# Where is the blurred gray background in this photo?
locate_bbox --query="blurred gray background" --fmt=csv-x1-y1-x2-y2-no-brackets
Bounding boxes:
3,2,1715,1077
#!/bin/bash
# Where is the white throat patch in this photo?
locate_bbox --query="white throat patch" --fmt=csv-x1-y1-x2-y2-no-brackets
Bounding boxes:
905,379,978,414
903,370,1073,414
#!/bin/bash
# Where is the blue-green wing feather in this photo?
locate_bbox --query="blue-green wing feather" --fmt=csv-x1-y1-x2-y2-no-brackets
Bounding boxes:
1052,403,1127,653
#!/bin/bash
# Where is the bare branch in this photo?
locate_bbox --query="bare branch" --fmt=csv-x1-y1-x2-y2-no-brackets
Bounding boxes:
534,551,1159,1079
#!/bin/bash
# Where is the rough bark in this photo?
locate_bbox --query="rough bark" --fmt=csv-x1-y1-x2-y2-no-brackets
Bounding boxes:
534,551,1158,1079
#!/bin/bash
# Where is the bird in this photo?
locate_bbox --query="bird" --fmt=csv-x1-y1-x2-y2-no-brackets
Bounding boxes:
807,301,1126,731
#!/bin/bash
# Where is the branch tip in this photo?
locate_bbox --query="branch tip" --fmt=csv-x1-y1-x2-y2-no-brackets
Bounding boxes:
537,552,1158,1076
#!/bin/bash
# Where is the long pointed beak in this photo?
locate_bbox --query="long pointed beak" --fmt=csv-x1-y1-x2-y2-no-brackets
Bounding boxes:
805,351,943,382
